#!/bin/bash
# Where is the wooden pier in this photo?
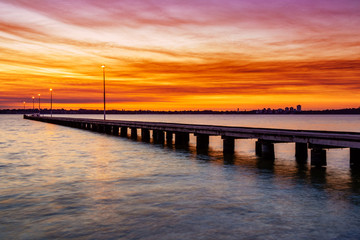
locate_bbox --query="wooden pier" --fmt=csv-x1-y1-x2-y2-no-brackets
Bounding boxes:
24,115,360,168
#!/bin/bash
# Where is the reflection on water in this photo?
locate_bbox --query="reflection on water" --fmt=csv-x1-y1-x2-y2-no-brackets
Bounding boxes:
1,114,360,239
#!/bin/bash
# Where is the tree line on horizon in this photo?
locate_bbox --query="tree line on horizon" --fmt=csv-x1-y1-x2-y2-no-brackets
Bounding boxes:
1,107,360,114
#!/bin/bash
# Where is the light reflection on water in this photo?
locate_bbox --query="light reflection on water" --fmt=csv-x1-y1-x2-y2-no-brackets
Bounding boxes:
1,114,360,239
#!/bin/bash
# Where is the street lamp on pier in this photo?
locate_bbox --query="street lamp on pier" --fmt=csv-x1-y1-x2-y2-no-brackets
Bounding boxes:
32,96,35,113
102,65,106,120
23,101,26,111
50,88,53,117
38,94,41,115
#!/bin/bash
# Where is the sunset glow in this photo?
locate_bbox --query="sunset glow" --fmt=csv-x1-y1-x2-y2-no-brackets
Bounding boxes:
1,0,359,110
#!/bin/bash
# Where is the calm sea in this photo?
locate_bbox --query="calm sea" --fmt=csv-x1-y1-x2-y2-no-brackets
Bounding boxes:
1,114,360,239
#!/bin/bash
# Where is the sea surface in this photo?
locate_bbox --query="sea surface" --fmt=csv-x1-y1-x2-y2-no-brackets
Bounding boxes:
1,114,360,239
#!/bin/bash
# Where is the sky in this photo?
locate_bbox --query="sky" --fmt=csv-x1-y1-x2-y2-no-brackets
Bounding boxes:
0,0,359,110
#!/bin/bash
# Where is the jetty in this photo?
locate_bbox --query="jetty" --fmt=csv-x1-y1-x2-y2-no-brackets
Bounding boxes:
24,115,360,168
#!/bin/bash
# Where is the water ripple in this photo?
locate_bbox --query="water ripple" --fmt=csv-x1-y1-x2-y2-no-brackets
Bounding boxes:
0,115,360,239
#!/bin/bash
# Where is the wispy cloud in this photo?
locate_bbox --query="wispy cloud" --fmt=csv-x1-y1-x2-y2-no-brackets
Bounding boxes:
0,0,359,109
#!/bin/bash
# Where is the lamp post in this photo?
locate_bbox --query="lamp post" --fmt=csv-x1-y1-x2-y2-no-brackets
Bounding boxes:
32,96,35,113
50,88,53,117
102,65,106,120
38,93,41,115
23,101,26,111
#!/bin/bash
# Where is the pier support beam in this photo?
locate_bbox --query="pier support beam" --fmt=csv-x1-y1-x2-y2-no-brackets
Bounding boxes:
350,148,360,169
175,132,189,146
295,142,308,162
153,130,165,144
131,128,137,139
166,131,173,145
222,136,235,155
311,147,327,167
120,127,127,137
141,129,150,142
196,134,209,150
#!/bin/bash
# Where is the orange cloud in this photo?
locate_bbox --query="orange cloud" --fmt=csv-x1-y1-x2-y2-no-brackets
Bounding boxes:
0,0,359,110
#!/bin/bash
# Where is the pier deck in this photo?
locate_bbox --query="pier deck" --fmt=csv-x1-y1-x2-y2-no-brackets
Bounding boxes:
24,115,360,168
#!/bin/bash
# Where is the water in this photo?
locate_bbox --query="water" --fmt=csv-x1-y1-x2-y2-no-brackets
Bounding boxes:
1,114,360,239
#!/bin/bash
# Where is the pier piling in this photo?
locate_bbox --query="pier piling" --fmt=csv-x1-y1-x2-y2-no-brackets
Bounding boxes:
222,136,235,155
256,140,275,159
166,131,173,145
99,124,106,133
175,132,189,146
260,141,275,159
120,127,127,137
350,148,360,169
141,129,150,142
113,126,119,136
131,128,137,139
311,147,327,167
196,134,210,150
105,125,112,134
296,142,308,162
255,141,262,156
153,130,165,144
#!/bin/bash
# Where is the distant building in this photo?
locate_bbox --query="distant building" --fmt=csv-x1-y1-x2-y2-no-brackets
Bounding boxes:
297,105,302,112
255,106,300,114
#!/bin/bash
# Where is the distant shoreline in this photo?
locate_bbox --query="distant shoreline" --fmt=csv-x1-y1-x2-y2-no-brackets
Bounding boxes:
2,108,360,115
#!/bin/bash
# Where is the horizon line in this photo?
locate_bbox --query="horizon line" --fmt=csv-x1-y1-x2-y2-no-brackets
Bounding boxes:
2,107,360,112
